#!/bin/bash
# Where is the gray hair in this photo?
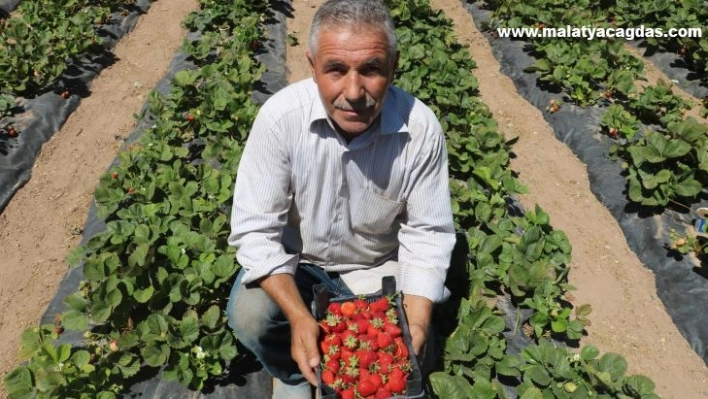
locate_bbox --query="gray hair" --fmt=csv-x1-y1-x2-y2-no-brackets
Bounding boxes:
309,0,398,58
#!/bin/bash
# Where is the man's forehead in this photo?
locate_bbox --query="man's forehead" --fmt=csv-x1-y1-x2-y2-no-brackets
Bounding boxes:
322,56,387,67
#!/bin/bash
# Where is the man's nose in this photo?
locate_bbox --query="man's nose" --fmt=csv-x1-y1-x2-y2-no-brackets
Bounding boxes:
344,72,365,101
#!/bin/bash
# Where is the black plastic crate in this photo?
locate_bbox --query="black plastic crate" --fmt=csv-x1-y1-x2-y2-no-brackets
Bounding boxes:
311,276,427,399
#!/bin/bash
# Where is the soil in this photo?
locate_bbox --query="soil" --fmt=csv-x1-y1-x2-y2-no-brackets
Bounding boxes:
0,0,707,398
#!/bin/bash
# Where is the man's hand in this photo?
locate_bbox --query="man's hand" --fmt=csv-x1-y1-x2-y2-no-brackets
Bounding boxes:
402,294,433,356
258,273,321,386
290,315,321,385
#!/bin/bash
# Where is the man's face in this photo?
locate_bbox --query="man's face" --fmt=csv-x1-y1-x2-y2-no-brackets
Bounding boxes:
307,27,398,137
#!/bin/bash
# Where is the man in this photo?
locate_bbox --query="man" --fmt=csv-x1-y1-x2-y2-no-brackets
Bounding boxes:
226,0,456,397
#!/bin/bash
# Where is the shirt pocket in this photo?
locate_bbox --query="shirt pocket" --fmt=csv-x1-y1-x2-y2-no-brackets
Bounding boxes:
348,187,405,235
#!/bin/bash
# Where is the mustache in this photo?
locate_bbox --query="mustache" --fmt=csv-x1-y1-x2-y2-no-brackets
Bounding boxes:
333,97,376,112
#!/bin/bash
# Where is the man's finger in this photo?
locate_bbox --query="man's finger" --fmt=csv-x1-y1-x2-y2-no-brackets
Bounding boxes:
294,350,318,386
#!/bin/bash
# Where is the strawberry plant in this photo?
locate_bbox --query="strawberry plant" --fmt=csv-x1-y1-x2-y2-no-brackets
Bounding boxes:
0,93,15,118
601,104,640,141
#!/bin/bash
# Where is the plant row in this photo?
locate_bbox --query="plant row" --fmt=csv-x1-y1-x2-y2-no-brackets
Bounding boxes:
485,0,708,211
0,0,135,119
2,0,658,398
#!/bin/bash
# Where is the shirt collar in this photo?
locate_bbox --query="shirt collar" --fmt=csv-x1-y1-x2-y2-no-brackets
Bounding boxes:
309,83,409,136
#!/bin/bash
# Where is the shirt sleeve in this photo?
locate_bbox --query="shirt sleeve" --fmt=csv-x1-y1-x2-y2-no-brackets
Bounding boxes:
228,107,299,285
397,120,456,303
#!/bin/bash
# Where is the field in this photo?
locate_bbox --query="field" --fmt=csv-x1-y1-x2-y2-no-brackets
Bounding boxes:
0,0,707,398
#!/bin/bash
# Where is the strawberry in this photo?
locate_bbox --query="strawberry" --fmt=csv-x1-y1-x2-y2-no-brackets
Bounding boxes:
377,332,393,350
7,126,17,138
393,337,408,358
340,301,357,318
187,114,195,122
383,322,401,338
375,387,392,399
354,298,368,312
111,172,119,180
378,352,394,374
369,297,390,313
328,302,342,316
367,323,381,338
340,388,355,399
324,358,340,374
366,373,383,388
320,334,341,354
342,331,358,349
358,334,378,352
321,369,336,386
358,380,377,397
356,349,378,369
387,371,406,394
61,90,70,99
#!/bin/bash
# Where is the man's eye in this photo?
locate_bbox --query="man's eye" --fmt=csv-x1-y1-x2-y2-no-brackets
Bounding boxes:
361,67,383,75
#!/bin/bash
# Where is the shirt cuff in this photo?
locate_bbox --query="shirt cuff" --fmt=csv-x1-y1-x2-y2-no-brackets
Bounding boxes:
399,265,450,303
239,253,300,285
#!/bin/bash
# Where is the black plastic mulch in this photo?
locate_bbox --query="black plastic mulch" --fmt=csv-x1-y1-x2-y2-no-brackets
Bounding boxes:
460,0,708,366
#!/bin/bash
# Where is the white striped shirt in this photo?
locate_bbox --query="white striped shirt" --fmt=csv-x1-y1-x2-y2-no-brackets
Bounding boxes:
228,78,456,302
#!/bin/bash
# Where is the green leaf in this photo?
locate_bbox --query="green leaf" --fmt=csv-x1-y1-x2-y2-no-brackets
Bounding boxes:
519,385,544,399
672,176,702,198
3,367,34,396
128,243,150,267
133,286,155,303
141,343,170,367
525,364,552,387
624,375,657,396
429,372,470,399
202,305,221,330
61,309,89,331
180,313,200,343
580,345,599,361
597,353,628,380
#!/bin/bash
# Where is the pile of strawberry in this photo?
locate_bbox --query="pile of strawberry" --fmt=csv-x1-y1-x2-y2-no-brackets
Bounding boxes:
317,296,413,399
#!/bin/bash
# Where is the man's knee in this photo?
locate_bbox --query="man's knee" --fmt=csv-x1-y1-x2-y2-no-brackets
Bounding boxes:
226,279,282,345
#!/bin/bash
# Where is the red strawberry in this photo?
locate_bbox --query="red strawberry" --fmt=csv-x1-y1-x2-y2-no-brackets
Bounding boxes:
375,387,392,399
384,322,401,338
377,332,393,350
387,372,406,394
356,349,378,369
321,369,336,386
367,373,383,388
324,358,340,374
320,334,341,356
186,114,195,122
340,388,355,399
354,298,368,311
393,337,409,358
378,352,394,374
340,347,355,365
61,90,70,99
111,171,119,180
369,297,390,313
7,126,17,138
358,380,377,397
328,302,342,316
358,335,378,352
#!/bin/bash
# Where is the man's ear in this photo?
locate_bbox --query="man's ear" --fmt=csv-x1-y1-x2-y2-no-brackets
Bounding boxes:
390,51,400,81
306,51,316,81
